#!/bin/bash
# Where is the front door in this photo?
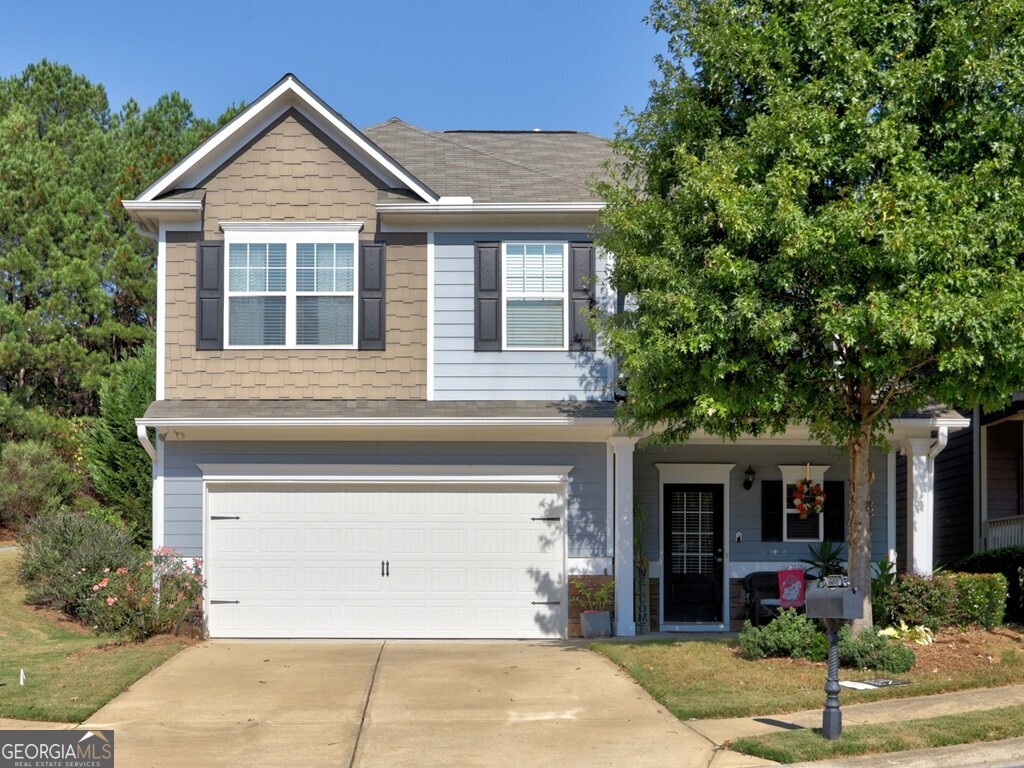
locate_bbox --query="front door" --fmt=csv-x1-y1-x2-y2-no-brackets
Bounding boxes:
663,483,724,623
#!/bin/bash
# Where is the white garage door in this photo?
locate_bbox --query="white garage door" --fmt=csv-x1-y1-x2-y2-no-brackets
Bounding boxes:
205,483,565,639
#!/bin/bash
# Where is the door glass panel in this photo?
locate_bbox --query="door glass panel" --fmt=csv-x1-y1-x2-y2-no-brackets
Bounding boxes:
669,490,715,576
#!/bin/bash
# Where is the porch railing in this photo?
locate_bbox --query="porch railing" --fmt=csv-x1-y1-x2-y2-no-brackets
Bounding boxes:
984,517,1024,550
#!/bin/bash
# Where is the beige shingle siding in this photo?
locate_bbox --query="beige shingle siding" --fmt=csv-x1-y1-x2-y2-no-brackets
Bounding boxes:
163,115,427,400
200,111,381,238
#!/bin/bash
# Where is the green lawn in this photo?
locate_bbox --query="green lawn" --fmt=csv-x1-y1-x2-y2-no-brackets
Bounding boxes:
732,705,1024,764
0,549,187,722
593,636,1024,720
594,636,1024,763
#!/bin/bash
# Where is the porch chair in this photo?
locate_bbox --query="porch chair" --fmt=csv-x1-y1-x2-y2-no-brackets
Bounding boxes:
744,570,807,627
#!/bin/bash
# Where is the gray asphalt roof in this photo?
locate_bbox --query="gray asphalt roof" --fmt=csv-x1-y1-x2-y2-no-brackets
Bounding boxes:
363,119,611,204
142,399,618,421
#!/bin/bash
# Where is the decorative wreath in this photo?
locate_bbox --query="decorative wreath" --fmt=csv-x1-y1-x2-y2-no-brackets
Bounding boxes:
793,479,826,519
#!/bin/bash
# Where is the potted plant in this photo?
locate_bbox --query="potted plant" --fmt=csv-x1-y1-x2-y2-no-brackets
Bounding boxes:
801,540,847,582
570,577,615,638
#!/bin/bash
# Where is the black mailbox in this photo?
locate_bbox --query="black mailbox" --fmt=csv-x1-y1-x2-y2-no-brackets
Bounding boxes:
805,582,864,620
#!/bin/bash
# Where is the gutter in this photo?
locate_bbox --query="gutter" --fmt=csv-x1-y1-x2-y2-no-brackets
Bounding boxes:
376,201,605,215
136,415,613,429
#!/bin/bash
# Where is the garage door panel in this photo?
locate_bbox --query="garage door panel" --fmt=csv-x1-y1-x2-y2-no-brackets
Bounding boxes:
206,484,565,639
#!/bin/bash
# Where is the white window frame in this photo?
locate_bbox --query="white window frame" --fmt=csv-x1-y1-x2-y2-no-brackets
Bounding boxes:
778,465,830,542
222,222,363,349
501,241,569,351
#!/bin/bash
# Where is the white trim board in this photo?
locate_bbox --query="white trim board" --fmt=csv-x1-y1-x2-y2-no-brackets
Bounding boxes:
196,464,574,486
137,76,437,205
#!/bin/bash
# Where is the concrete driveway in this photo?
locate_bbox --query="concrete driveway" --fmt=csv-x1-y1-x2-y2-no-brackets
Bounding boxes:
80,640,767,768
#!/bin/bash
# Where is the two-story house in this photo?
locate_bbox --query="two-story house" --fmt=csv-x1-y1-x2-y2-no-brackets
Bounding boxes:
125,75,966,639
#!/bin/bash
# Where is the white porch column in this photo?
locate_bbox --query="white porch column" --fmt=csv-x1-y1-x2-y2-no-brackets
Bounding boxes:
903,429,949,575
609,436,637,637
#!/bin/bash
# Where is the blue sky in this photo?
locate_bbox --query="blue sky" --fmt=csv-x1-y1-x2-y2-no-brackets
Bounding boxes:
2,1,664,137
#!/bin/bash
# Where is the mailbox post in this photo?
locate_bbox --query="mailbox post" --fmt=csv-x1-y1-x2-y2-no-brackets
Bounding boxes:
805,575,864,740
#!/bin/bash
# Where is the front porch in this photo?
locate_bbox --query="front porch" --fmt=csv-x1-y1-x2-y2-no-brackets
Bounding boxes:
597,414,969,637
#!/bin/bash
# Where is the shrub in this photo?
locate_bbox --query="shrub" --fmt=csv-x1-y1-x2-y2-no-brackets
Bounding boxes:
871,557,897,626
955,547,1024,623
83,342,155,544
0,440,81,530
881,573,956,630
739,609,828,662
839,626,916,673
79,549,204,640
18,511,140,615
880,571,1008,630
947,572,1007,629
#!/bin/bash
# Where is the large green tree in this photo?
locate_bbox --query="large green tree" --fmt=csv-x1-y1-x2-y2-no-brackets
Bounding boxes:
0,61,239,442
597,0,1024,627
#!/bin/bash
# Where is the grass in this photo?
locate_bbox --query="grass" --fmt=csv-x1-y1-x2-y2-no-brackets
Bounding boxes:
0,548,187,722
592,636,1024,720
732,705,1024,763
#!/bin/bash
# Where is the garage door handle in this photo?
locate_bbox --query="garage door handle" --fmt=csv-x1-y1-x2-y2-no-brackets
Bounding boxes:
531,517,560,522
210,600,240,605
531,601,561,606
211,516,240,520
381,560,390,577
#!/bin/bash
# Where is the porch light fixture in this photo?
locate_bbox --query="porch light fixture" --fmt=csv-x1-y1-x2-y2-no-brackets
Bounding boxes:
743,465,756,491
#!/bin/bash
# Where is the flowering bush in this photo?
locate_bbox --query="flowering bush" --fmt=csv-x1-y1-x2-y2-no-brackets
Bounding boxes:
80,547,204,640
793,479,825,519
18,511,139,615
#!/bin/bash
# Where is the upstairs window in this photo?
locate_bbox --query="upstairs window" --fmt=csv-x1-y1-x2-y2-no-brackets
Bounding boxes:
295,243,355,346
223,224,362,349
503,243,567,349
228,243,287,346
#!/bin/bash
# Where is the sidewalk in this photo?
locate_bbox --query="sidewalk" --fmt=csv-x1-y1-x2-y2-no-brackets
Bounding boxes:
691,684,1024,767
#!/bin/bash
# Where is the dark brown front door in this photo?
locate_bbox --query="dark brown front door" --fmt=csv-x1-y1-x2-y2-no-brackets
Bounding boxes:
663,484,724,623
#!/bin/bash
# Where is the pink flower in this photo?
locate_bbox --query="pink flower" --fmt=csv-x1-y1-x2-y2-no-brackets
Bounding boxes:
98,578,109,588
106,597,117,605
140,596,148,604
116,567,128,575
92,585,100,592
145,561,153,567
103,567,110,573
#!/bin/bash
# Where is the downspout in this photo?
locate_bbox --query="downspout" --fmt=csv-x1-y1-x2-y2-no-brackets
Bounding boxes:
136,422,157,462
929,426,949,460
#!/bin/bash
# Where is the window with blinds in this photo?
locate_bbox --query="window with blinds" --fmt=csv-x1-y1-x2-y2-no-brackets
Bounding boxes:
228,243,287,346
296,243,354,345
504,243,566,349
224,233,359,348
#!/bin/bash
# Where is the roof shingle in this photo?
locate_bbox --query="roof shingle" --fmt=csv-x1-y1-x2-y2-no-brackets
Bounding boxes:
363,119,611,204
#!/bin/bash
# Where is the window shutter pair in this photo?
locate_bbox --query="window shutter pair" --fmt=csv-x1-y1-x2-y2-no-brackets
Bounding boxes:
195,240,386,350
760,480,846,542
473,241,596,351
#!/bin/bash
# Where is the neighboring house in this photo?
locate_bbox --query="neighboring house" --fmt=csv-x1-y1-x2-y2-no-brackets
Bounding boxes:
125,75,967,639
918,399,1024,567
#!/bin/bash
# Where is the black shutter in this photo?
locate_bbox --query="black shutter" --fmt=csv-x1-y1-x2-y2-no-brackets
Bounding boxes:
475,242,501,351
196,241,224,350
761,480,783,542
358,242,386,350
823,481,846,542
569,242,596,351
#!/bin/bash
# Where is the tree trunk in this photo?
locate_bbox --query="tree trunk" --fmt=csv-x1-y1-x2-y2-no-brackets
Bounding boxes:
848,425,874,632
